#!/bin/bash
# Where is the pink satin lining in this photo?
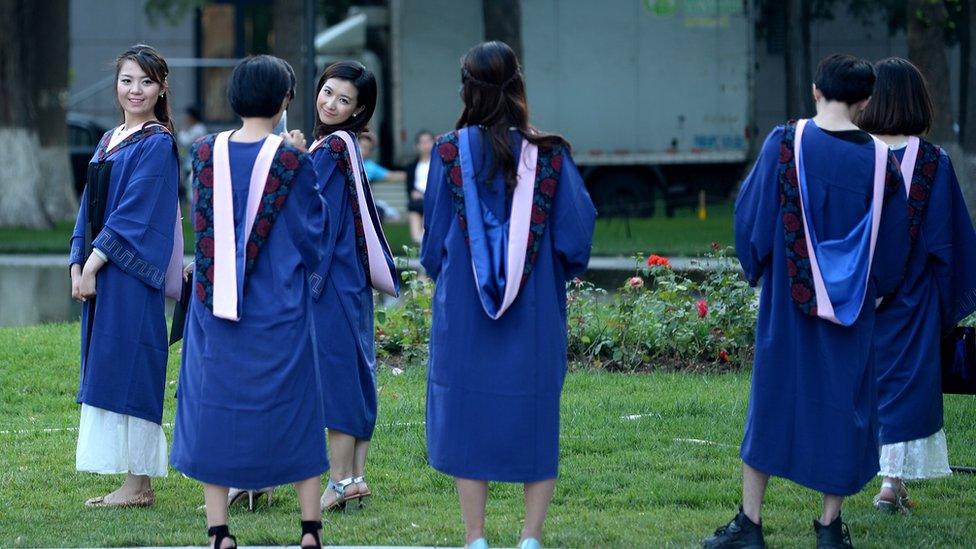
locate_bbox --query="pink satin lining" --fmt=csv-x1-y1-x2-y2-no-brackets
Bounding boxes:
211,131,284,321
899,136,920,195
794,119,887,324
163,203,184,300
329,131,398,297
487,139,536,320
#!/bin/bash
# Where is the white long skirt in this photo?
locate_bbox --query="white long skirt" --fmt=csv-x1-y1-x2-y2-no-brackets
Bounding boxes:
878,429,952,480
75,404,168,477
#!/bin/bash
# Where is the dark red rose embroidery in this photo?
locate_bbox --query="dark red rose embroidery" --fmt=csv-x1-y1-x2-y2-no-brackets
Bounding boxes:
438,142,457,163
779,144,793,164
197,142,212,162
540,177,557,197
199,166,214,188
791,284,812,303
266,176,281,193
199,236,215,257
793,238,808,258
787,258,797,277
254,218,271,238
550,154,563,171
531,204,546,224
783,212,801,232
246,241,259,259
280,151,299,170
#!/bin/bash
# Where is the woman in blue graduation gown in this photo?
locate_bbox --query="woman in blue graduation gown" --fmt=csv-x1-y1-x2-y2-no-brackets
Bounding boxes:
304,61,399,512
421,42,596,549
704,55,910,549
857,58,976,512
170,55,328,549
69,45,182,508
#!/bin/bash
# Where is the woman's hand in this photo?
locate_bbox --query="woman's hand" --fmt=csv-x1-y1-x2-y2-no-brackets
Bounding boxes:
70,264,84,302
78,253,107,301
282,129,307,152
183,261,195,281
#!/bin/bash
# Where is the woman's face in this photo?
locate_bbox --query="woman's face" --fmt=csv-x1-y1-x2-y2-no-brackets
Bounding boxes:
116,59,162,119
317,77,361,126
415,134,434,157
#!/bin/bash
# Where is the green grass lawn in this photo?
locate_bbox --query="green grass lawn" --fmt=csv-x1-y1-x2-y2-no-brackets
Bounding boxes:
1,324,975,547
0,202,733,258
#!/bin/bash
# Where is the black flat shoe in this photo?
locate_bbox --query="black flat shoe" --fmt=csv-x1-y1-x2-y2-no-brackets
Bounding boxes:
300,519,322,549
702,506,766,548
814,516,853,548
208,525,237,549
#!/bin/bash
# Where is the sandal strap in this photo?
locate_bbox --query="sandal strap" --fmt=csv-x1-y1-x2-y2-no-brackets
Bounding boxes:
881,481,897,490
300,520,322,549
352,475,365,483
208,525,236,549
327,477,356,498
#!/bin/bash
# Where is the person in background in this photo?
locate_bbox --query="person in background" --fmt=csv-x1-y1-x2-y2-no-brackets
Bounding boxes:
358,132,406,183
405,130,434,243
856,57,976,514
177,106,208,202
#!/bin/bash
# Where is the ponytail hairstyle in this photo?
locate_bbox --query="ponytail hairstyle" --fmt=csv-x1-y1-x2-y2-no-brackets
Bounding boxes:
115,44,175,133
456,41,569,191
313,61,377,139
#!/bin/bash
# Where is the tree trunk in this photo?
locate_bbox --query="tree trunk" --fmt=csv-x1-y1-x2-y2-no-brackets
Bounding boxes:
907,0,955,143
482,0,522,60
273,0,311,134
784,0,813,118
0,0,75,229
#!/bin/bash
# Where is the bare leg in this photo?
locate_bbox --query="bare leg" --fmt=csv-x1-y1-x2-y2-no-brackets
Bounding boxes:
820,494,843,525
520,479,556,543
353,439,370,493
742,462,769,524
456,478,489,545
295,476,322,546
409,213,424,244
324,430,359,505
204,484,234,549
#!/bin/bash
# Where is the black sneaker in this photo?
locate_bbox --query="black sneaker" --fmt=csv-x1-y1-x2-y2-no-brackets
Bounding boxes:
702,506,766,548
814,515,854,548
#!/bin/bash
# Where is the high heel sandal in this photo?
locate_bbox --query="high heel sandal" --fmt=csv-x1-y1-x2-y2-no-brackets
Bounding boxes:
352,475,370,508
208,524,237,549
227,486,275,511
873,480,908,514
320,477,355,512
300,519,323,549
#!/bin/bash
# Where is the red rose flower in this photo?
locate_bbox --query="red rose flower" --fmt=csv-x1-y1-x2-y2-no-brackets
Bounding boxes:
254,218,271,238
718,350,730,363
779,144,793,164
196,282,206,300
337,159,349,172
280,151,300,170
356,222,365,236
922,161,937,179
437,142,457,163
627,276,644,289
909,184,927,201
197,142,212,162
540,177,557,197
531,205,546,224
275,195,287,208
793,238,808,258
550,154,563,171
783,212,801,232
696,299,709,318
193,188,199,205
246,241,259,259
786,168,798,186
206,265,215,282
449,166,463,186
791,283,812,303
199,166,214,188
194,212,208,231
199,236,215,257
786,258,797,277
330,138,344,152
266,176,281,193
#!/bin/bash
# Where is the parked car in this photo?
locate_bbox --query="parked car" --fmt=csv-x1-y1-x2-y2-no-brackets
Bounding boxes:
68,114,108,197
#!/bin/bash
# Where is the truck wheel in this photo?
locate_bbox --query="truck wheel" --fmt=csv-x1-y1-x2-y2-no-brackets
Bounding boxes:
588,170,656,218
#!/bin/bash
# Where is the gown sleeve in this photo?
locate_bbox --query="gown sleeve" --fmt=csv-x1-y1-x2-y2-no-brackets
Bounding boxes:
283,156,326,271
551,149,597,279
926,151,976,326
734,127,783,286
92,133,179,289
69,184,89,267
420,149,452,280
870,156,910,298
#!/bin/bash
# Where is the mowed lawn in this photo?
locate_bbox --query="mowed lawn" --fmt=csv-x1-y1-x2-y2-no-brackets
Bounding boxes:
2,323,975,548
0,202,733,258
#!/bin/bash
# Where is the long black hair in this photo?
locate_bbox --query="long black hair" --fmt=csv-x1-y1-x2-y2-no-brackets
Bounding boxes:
115,44,174,133
456,41,569,191
313,61,377,139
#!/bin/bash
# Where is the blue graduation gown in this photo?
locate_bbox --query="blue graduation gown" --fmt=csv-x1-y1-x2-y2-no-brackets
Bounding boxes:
735,124,909,496
69,128,179,425
308,144,381,440
875,146,976,445
170,139,328,489
421,128,596,482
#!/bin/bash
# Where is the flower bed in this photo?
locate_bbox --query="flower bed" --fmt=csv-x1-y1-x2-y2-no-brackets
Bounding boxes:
376,246,758,372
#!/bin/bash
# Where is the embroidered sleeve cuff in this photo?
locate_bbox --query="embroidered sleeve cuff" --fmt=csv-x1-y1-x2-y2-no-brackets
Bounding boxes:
68,237,85,266
92,227,166,290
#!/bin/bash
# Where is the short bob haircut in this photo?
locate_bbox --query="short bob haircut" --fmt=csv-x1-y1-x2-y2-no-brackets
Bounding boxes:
814,54,875,105
313,61,377,139
856,57,933,136
228,55,296,118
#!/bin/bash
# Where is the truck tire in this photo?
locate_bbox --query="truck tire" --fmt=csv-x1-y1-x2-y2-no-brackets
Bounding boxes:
588,169,656,218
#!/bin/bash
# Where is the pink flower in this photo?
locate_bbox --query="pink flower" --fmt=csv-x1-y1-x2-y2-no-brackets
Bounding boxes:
626,276,644,289
696,299,708,318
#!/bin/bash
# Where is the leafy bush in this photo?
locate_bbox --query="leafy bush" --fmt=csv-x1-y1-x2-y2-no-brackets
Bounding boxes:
376,246,758,372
